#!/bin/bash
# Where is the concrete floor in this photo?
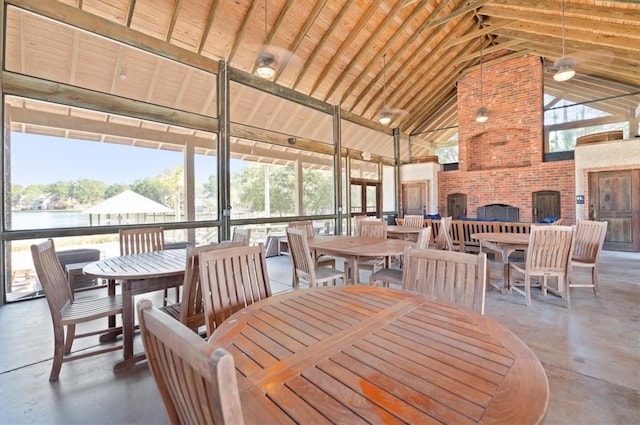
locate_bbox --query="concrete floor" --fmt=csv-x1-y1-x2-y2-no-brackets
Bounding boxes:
1,250,639,424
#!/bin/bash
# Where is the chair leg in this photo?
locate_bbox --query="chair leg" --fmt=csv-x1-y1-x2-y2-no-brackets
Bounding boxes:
525,274,532,306
50,325,66,381
64,324,76,354
562,276,571,308
592,266,600,295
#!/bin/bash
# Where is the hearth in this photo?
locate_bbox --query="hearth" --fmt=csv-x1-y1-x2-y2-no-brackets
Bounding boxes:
478,204,519,222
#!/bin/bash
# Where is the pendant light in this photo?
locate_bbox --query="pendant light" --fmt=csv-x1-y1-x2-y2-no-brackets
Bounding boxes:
475,41,488,123
379,53,392,125
256,0,276,79
553,0,575,82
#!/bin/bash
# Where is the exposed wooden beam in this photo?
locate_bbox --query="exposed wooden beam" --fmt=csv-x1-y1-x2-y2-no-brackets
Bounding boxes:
445,18,515,48
227,0,261,64
421,0,492,32
454,38,522,65
197,0,222,54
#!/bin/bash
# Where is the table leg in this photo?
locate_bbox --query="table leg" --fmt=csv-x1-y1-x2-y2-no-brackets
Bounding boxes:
99,279,122,342
113,281,135,371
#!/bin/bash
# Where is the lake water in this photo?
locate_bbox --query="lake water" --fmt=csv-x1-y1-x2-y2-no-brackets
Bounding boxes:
8,210,180,230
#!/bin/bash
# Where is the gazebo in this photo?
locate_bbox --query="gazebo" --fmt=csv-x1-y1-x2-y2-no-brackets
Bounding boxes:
83,190,173,226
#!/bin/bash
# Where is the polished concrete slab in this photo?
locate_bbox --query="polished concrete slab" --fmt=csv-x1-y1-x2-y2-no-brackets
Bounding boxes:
1,250,638,424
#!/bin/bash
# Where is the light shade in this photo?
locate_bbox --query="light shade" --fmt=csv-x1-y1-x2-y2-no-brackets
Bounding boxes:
553,66,575,82
379,114,391,125
256,52,276,79
475,107,489,123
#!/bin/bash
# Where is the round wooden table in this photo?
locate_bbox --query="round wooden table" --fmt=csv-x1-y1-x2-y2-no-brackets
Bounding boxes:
209,285,549,424
472,232,530,292
84,249,186,370
308,236,414,284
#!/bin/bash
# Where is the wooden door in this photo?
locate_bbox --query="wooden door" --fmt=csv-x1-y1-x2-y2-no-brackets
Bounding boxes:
589,170,640,252
532,191,561,222
447,193,467,219
401,182,426,216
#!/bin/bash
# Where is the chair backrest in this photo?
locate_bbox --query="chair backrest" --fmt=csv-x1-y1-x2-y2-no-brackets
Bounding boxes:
179,242,246,330
288,220,315,238
199,244,272,336
573,220,608,263
401,247,487,314
526,224,575,275
286,227,317,284
137,299,245,425
434,216,454,250
119,227,165,255
403,215,424,228
359,220,387,239
416,227,432,249
231,228,251,245
31,239,73,321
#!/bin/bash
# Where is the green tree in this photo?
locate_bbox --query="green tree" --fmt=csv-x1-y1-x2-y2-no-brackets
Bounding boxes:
303,169,334,214
130,178,168,204
46,181,71,207
105,183,130,198
70,179,107,204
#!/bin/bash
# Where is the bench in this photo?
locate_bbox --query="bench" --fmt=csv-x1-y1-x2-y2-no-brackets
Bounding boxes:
452,220,531,253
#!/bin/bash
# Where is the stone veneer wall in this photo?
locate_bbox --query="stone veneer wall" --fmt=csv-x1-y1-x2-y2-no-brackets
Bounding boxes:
438,54,576,223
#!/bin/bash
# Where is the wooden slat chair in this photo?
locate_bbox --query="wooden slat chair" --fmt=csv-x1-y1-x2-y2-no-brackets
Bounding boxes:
119,226,175,305
159,241,246,335
402,215,424,227
431,216,454,251
569,220,608,296
137,299,245,425
231,227,251,245
508,225,576,307
287,220,337,287
31,239,123,381
401,247,488,315
199,244,272,336
287,228,346,289
352,220,388,281
369,227,432,288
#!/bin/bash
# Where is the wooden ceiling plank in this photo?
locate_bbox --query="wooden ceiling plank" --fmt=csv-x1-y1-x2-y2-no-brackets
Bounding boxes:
292,0,354,91
125,0,136,28
445,18,515,48
273,0,328,81
487,0,640,25
337,0,431,106
165,0,183,42
197,0,222,54
308,0,385,97
227,0,261,64
322,0,407,102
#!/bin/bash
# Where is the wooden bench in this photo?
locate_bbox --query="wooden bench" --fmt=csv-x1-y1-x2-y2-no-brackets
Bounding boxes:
452,220,532,253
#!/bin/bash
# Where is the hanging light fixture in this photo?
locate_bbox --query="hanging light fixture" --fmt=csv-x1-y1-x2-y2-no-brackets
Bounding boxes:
553,0,576,82
379,53,392,125
256,0,276,79
475,40,488,123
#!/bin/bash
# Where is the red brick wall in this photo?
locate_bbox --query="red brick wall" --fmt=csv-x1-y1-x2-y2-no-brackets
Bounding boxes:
439,54,576,223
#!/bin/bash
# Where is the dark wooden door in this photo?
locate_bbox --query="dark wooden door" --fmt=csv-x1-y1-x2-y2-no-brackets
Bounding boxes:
532,191,561,222
447,193,467,219
589,169,640,252
401,182,426,216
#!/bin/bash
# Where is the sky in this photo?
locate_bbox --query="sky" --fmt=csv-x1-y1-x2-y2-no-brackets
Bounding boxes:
10,133,246,186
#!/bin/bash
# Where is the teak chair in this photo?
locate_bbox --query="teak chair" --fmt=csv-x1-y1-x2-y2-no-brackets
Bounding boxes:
287,228,346,289
352,220,388,281
369,227,432,288
119,226,175,304
119,227,165,255
402,214,424,228
31,239,123,381
231,227,251,245
287,220,337,287
508,224,575,307
137,299,245,425
431,216,454,251
570,220,608,296
160,241,246,334
199,244,272,336
401,247,488,315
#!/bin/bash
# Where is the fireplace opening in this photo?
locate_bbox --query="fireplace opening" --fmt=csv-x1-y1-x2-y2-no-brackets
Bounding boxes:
477,204,519,222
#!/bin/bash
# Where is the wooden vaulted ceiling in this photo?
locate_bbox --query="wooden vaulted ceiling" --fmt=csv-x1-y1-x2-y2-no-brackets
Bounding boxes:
4,0,640,160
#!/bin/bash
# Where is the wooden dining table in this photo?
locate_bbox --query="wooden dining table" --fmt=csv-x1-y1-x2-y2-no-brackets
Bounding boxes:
83,249,186,370
208,285,549,424
308,236,414,284
386,225,425,240
471,232,530,292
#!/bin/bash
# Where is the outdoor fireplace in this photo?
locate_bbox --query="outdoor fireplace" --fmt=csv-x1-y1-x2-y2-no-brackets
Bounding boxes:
477,204,519,222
